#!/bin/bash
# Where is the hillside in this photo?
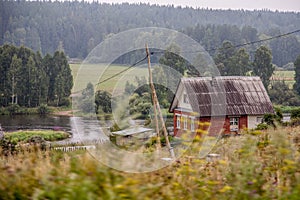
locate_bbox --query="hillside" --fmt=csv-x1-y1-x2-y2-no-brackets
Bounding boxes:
1,1,300,66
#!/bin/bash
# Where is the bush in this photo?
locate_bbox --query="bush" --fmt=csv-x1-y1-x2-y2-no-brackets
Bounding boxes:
0,107,9,115
38,104,50,115
58,97,71,107
7,103,20,115
289,117,300,126
291,107,300,119
256,123,269,130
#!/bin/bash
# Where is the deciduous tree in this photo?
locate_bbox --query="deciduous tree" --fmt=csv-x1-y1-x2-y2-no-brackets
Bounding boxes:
252,46,274,90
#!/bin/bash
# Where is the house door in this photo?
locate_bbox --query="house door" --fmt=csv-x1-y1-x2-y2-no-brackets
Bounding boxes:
230,117,239,132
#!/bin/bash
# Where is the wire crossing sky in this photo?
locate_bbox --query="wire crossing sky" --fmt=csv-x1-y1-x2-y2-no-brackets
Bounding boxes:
72,28,300,95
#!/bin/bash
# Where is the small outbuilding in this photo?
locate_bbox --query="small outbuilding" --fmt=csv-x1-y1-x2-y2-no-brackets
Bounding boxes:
110,127,155,147
169,76,274,136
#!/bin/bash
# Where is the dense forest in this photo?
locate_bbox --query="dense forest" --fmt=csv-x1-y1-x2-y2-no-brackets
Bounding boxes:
1,0,300,67
0,44,73,108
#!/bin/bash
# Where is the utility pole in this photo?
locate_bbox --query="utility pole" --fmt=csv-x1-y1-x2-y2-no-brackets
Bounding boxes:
146,44,161,149
145,44,175,159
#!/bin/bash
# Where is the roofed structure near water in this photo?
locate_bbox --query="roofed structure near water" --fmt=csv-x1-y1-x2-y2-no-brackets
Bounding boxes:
170,76,274,116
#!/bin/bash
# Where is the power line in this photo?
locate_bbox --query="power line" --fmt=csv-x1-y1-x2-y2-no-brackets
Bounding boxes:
72,56,147,94
95,56,147,86
72,28,300,94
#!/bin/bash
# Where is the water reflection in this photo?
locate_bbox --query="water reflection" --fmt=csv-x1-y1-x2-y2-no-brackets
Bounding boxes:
0,115,109,144
61,117,109,144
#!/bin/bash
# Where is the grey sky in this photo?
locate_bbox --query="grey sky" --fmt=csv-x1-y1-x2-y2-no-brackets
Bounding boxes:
95,0,300,12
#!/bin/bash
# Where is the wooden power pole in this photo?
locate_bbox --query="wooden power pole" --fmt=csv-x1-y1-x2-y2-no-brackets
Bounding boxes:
146,44,161,149
145,44,175,159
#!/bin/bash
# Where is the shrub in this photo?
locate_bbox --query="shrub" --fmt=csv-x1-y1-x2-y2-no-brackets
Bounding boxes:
289,117,300,126
7,103,20,115
38,104,50,115
291,107,300,119
256,123,269,130
58,97,71,107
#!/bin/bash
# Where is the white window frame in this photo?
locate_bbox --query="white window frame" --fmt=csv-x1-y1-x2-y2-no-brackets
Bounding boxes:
176,114,181,129
230,117,239,131
183,115,188,130
257,117,263,124
230,117,239,125
190,117,195,132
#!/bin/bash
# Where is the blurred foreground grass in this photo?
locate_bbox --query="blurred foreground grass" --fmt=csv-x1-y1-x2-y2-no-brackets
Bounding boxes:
0,127,300,200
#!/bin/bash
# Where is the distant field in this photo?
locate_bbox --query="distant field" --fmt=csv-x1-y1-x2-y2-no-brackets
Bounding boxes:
70,63,149,94
70,66,297,93
271,70,295,88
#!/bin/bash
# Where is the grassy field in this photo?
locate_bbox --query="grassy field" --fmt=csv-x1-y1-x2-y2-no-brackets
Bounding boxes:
271,70,295,88
0,126,299,199
3,130,70,143
70,63,149,94
71,65,296,93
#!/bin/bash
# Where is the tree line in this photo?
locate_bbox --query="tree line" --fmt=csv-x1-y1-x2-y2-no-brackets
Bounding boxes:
0,44,73,108
1,1,300,67
92,43,300,116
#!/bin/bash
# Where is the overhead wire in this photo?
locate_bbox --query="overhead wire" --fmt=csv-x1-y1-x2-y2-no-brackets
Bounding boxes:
72,28,300,94
95,55,148,86
72,55,147,94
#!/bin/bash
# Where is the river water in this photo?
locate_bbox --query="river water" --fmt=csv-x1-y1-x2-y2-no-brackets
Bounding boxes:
0,115,110,144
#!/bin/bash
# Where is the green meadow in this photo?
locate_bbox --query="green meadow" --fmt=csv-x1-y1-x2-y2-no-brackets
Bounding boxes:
70,63,149,94
70,65,297,93
272,70,295,88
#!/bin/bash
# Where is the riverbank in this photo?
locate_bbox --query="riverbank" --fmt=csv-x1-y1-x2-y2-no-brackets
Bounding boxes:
52,110,74,117
0,104,73,116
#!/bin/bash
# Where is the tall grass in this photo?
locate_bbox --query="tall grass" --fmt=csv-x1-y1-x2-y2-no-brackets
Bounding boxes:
0,127,299,199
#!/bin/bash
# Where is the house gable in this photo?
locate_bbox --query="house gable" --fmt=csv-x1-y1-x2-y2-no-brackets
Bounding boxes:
169,81,192,112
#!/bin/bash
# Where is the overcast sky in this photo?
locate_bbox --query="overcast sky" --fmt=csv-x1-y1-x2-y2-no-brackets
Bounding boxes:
94,0,300,12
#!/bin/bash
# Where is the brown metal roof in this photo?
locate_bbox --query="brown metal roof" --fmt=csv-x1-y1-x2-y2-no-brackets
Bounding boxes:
170,76,274,116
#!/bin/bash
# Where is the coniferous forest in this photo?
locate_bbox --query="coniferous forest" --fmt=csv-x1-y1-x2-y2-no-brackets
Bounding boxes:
0,44,73,108
1,0,300,67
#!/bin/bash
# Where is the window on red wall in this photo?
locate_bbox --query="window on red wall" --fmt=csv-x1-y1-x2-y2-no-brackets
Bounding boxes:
230,117,239,131
176,115,181,129
190,118,195,132
183,116,188,130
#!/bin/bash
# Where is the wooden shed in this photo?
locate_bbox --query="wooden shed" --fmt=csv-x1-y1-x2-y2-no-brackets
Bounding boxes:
111,127,155,147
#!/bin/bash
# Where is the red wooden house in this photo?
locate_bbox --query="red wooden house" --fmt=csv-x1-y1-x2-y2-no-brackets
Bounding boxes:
169,76,274,136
